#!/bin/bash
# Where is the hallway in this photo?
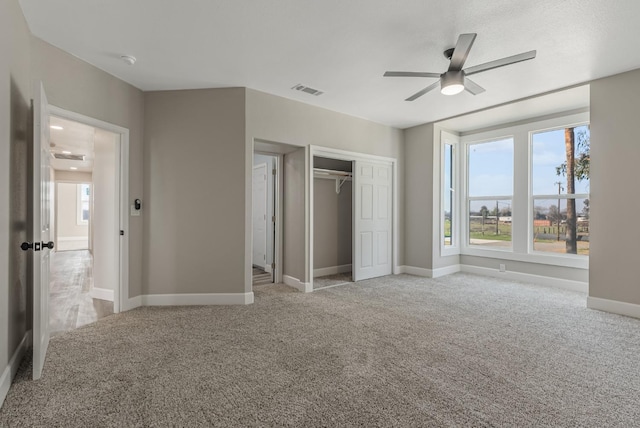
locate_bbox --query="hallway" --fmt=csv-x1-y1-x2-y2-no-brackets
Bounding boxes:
50,250,113,336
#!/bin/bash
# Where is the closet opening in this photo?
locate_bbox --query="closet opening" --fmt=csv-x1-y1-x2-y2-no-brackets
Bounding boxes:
313,156,354,290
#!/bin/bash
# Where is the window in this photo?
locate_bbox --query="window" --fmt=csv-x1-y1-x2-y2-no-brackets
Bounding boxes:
467,138,514,249
443,143,454,247
77,183,90,225
531,126,589,255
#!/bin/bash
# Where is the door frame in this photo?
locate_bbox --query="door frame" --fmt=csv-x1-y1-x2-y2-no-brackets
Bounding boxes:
48,105,130,314
308,146,399,289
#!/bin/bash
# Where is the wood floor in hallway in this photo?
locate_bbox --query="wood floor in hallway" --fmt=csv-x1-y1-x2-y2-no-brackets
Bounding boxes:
50,250,113,337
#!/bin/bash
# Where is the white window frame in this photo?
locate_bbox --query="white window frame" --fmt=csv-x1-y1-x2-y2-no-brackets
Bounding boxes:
529,123,590,257
458,111,590,270
462,135,515,254
440,131,461,256
77,183,90,225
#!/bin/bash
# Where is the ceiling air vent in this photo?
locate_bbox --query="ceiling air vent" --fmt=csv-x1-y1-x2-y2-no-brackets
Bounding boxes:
53,153,85,161
292,84,324,96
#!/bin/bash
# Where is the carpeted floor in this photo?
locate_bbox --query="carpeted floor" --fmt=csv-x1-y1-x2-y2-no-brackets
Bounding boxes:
313,271,353,290
2,273,640,427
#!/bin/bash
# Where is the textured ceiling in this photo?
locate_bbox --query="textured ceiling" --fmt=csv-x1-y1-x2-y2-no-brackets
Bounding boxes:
19,0,640,128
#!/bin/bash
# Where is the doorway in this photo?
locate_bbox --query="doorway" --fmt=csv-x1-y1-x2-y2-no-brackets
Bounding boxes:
48,113,124,336
309,146,397,291
312,156,354,290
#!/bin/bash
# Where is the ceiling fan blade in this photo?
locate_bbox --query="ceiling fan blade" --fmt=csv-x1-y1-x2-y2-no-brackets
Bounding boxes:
464,50,537,76
464,78,486,95
405,80,441,101
448,33,477,71
384,71,441,78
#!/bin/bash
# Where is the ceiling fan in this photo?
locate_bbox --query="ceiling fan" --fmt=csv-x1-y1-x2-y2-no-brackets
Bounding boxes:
384,33,536,100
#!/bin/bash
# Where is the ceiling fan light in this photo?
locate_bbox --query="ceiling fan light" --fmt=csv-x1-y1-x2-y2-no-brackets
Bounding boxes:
440,71,465,95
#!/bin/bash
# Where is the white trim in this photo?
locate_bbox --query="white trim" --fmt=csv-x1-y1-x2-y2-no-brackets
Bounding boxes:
90,287,114,302
462,247,588,269
314,264,352,277
283,275,312,293
399,265,432,277
439,131,461,257
461,265,587,293
587,297,640,320
48,105,130,315
123,296,142,311
399,264,462,278
141,293,254,306
0,331,31,408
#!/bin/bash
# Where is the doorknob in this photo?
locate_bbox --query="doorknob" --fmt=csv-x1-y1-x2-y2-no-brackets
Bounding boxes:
41,241,54,250
20,242,33,251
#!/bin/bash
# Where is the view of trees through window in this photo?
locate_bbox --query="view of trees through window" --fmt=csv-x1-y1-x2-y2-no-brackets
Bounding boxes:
532,125,590,255
467,138,513,248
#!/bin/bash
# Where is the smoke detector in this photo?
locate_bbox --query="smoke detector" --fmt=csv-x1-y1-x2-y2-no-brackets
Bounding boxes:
121,55,136,66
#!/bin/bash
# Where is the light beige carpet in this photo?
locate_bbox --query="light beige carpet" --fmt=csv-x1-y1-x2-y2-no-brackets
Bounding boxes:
2,273,640,427
313,271,353,290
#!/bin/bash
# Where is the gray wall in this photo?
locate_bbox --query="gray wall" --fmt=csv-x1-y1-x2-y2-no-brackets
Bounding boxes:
313,178,352,271
283,148,306,281
403,123,434,269
30,37,145,299
92,129,118,293
143,88,246,295
246,88,405,284
589,68,640,305
1,0,31,385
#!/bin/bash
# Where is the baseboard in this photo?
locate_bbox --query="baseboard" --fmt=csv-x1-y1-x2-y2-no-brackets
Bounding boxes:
283,275,312,293
399,265,432,277
123,296,142,311
461,265,588,293
0,330,30,409
587,296,640,319
398,265,461,278
314,264,352,277
90,287,114,302
141,292,254,306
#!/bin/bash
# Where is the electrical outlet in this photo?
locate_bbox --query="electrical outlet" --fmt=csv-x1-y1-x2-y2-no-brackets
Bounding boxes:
499,264,506,272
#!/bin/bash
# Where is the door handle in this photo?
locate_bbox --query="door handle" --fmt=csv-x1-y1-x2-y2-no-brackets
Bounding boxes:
20,242,33,251
41,241,54,250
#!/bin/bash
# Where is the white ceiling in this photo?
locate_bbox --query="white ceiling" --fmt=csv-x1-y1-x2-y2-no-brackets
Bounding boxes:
49,116,95,172
19,0,640,129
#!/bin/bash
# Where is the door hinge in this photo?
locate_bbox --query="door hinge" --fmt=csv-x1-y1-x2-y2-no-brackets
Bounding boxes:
120,230,124,236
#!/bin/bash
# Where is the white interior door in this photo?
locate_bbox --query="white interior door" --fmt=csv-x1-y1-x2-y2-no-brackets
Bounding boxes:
252,163,268,269
353,161,392,281
33,82,52,380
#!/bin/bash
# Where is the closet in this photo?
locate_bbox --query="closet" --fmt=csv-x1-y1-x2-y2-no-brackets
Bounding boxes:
313,156,353,289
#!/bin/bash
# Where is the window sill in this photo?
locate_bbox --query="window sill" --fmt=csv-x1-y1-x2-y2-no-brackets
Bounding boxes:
462,246,588,270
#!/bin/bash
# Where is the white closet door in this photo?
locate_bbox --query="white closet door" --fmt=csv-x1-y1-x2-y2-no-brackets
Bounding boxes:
252,163,268,269
353,161,392,281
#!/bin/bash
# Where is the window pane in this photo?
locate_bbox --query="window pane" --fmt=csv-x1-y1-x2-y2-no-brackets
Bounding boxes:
443,144,453,246
532,126,590,195
468,200,512,248
533,198,589,255
468,138,513,197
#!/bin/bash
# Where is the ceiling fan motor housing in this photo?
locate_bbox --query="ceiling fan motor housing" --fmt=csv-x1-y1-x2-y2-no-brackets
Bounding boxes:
441,71,465,95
